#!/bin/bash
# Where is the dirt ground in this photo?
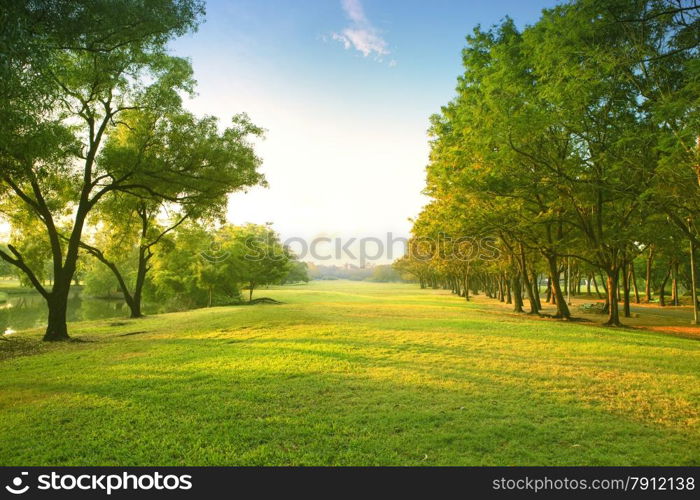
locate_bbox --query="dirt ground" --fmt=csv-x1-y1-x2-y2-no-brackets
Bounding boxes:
469,292,700,340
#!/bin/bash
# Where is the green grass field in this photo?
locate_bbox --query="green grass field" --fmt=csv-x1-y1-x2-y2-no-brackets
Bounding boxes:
1,280,698,465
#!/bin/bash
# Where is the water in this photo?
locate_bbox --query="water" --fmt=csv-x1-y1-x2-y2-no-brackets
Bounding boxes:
0,288,156,334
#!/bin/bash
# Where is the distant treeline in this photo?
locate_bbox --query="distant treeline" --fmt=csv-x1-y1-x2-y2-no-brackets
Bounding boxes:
307,263,409,283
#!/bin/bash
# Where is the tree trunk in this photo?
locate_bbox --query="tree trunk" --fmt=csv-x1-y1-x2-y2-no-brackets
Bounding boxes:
44,286,70,341
128,248,150,319
622,262,631,318
512,275,523,313
592,274,601,298
689,237,698,324
84,245,144,319
577,272,582,295
604,268,622,326
521,270,538,314
671,260,679,306
598,271,609,313
546,255,570,319
531,270,542,310
659,264,671,307
519,246,539,315
464,264,470,302
630,264,640,304
645,246,654,302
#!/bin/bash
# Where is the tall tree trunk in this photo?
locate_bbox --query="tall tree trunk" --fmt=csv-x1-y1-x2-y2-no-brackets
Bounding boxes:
518,245,539,315
546,255,570,319
531,270,542,310
598,271,609,313
575,270,581,295
464,262,470,302
512,275,523,313
604,267,621,326
659,264,671,307
622,261,631,318
630,264,640,304
645,246,654,302
592,274,602,299
690,236,698,324
671,260,679,306
521,272,538,314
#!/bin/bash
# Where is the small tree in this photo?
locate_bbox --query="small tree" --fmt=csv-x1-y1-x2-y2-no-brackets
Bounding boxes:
79,111,264,318
219,225,292,302
282,261,310,284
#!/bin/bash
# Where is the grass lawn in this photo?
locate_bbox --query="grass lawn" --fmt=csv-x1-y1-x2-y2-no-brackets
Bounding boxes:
0,280,698,466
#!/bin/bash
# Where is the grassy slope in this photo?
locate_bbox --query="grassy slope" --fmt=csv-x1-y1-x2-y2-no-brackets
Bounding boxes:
0,280,698,466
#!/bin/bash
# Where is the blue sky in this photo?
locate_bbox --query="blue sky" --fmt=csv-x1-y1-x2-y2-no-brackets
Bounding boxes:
170,0,560,262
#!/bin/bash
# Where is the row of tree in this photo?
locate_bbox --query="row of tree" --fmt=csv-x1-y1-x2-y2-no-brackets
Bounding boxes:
396,0,699,326
0,1,278,340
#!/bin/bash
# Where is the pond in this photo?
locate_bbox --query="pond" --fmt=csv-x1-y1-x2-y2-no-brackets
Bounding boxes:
0,288,160,334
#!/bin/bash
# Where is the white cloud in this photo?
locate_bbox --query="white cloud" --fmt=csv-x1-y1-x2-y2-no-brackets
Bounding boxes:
341,0,366,24
332,0,390,60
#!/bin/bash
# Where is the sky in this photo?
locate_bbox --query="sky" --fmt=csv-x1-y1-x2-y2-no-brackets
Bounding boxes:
169,0,560,263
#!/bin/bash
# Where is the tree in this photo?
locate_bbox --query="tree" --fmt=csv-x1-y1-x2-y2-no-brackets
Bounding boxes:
151,223,296,306
149,222,239,309
78,110,264,318
222,225,293,302
0,0,204,340
282,261,310,284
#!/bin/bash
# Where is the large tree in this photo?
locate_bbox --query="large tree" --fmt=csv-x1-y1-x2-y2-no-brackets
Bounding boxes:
0,0,204,340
